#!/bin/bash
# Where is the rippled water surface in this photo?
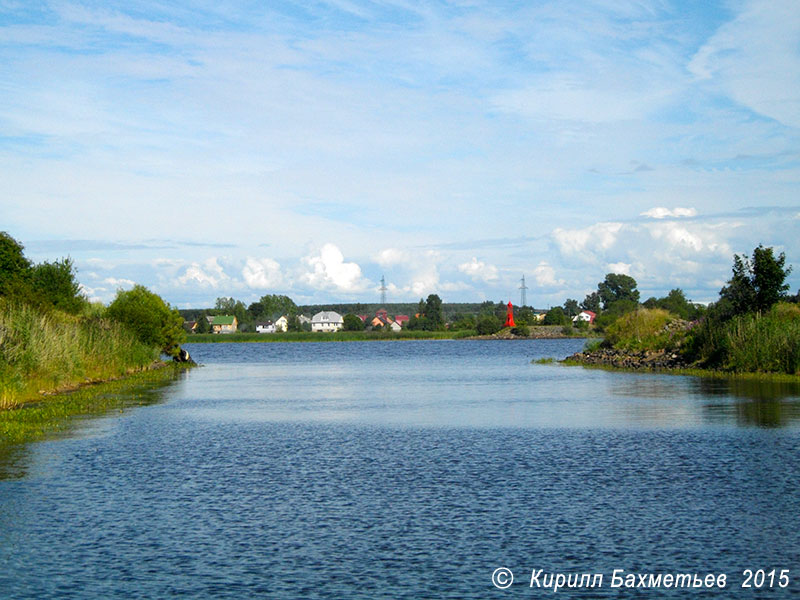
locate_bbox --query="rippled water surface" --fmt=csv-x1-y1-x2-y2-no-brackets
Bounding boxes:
1,339,799,598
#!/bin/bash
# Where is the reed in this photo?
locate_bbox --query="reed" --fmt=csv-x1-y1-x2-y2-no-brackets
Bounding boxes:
0,301,159,408
723,306,800,375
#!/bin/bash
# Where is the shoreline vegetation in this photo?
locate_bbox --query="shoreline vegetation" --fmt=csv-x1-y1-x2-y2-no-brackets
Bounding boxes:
0,365,188,449
1,232,189,410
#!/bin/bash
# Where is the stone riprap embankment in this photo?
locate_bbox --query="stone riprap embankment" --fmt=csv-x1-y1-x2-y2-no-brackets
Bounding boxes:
566,348,689,370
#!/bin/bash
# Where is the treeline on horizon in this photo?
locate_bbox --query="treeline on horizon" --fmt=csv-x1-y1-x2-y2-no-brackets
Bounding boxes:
0,232,186,408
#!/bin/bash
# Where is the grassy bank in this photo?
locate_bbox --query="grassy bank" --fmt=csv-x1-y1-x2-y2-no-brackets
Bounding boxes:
187,329,478,343
0,302,160,409
567,304,800,378
0,365,186,448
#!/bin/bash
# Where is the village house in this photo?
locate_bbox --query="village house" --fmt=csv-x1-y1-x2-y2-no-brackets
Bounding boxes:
274,315,288,332
572,310,596,324
255,321,275,333
210,315,238,334
311,311,344,332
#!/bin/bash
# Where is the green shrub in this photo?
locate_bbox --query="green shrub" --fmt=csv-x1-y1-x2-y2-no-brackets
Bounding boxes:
476,315,502,335
511,325,530,337
603,308,677,351
107,285,185,356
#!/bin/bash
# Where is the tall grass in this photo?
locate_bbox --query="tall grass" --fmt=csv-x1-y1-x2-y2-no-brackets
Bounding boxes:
0,301,159,408
603,308,678,351
724,305,800,375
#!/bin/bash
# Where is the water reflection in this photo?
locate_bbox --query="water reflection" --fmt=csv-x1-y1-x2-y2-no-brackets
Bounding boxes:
0,374,179,480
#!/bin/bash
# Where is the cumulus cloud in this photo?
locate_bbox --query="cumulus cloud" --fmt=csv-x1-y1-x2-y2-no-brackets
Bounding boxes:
242,257,283,289
301,243,368,293
641,207,698,219
532,261,565,287
458,257,499,282
375,248,409,267
552,222,623,257
177,257,230,288
607,262,632,275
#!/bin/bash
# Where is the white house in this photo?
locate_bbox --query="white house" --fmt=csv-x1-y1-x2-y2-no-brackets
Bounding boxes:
255,321,275,333
311,311,344,332
572,310,596,324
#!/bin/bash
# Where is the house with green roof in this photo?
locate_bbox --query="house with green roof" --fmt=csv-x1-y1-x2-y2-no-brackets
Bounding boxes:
210,315,238,334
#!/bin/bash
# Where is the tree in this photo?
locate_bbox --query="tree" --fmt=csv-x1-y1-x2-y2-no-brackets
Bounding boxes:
476,315,502,335
107,285,185,356
563,298,580,318
582,291,601,313
424,294,444,329
597,273,640,309
343,313,365,331
258,294,298,319
0,232,32,296
30,258,86,314
248,301,265,320
719,245,792,316
543,306,569,326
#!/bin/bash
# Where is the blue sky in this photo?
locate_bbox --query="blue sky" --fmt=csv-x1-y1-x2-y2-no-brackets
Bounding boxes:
1,0,799,308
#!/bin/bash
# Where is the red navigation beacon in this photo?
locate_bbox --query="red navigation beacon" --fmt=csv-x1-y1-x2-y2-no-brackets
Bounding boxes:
504,301,515,328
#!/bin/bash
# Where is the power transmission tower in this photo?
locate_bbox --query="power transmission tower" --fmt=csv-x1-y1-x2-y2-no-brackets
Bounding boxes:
380,275,388,305
519,275,528,307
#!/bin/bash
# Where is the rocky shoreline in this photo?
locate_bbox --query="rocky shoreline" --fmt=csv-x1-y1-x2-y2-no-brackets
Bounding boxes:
565,347,689,370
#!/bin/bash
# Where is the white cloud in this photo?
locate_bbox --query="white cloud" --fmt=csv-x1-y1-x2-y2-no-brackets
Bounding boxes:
607,262,632,275
375,248,409,267
177,257,230,288
532,261,565,287
552,222,623,256
458,257,499,282
301,243,368,293
242,257,283,289
641,207,698,219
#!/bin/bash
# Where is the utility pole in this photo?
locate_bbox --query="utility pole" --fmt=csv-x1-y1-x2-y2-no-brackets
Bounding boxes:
519,275,528,307
380,275,388,305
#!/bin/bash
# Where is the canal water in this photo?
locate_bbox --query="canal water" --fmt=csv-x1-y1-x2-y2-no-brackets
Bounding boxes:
1,339,799,598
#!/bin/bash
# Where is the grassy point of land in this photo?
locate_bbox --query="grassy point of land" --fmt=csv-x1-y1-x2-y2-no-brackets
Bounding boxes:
0,364,190,447
560,357,800,384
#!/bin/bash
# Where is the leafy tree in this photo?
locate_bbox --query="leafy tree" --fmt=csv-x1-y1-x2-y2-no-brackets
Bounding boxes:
343,313,365,331
0,232,32,296
424,294,444,329
516,306,535,326
563,298,580,318
196,311,210,333
643,288,700,320
597,273,640,309
543,306,569,326
450,315,476,331
248,301,265,320
214,297,237,313
30,258,85,314
719,245,792,316
259,294,298,319
476,315,502,335
582,291,601,313
107,285,185,356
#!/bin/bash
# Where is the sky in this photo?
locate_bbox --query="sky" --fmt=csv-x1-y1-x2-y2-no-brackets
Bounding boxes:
1,0,799,309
